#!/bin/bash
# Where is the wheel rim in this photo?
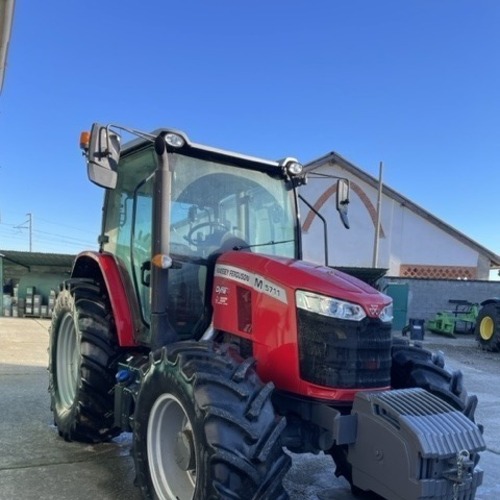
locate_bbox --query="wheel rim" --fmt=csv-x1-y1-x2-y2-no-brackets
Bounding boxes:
480,316,494,341
55,312,80,408
148,393,197,500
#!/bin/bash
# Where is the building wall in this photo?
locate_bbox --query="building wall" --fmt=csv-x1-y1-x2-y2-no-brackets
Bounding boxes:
300,162,486,278
381,276,500,326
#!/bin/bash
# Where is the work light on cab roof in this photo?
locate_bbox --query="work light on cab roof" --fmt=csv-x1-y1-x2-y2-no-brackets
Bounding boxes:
280,157,304,176
164,132,185,148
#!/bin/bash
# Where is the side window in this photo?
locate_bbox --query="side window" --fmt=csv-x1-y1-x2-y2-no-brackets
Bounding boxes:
103,190,133,258
101,148,156,326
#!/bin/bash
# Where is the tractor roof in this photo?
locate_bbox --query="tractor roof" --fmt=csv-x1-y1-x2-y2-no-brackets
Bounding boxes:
120,128,286,173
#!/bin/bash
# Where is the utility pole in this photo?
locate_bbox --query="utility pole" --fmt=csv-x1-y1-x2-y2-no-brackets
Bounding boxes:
27,212,32,252
372,162,383,268
15,212,33,251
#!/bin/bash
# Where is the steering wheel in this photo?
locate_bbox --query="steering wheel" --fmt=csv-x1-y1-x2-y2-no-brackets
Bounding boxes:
185,221,228,247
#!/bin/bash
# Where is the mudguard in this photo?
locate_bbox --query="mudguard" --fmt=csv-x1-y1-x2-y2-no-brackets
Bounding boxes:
71,251,140,347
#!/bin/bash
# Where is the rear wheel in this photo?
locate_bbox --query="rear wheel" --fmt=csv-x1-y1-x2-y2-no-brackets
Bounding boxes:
133,341,291,500
48,280,121,442
475,302,500,352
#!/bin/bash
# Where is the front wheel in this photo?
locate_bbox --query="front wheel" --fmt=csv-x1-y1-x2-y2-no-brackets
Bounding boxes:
133,341,291,500
390,341,472,412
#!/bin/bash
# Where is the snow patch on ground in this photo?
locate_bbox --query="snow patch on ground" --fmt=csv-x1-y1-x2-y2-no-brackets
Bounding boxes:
283,451,352,499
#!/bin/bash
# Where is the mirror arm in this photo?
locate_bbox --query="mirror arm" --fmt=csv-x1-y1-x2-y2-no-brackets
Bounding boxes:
105,124,157,143
299,194,329,267
307,173,348,180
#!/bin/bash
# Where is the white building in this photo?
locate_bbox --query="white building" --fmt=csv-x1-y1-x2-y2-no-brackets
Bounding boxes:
300,152,500,280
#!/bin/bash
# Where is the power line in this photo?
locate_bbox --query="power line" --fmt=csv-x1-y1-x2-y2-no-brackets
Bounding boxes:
0,218,96,252
33,228,96,246
35,215,98,237
0,220,96,243
0,211,98,237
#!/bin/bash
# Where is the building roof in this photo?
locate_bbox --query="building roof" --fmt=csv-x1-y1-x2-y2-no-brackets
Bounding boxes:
0,250,75,270
305,151,500,268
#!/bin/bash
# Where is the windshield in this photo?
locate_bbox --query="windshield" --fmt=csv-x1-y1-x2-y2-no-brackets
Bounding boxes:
169,154,297,259
101,147,298,336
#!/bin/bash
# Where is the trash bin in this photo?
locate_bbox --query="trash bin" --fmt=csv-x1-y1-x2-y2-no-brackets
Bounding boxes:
405,318,425,340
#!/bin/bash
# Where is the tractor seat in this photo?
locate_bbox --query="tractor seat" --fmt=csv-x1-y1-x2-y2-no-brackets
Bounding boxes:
218,231,250,252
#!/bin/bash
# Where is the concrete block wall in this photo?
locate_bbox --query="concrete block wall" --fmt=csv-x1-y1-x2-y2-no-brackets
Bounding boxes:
380,277,500,324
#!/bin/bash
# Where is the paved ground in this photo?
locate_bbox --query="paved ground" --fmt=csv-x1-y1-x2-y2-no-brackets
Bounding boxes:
0,318,498,499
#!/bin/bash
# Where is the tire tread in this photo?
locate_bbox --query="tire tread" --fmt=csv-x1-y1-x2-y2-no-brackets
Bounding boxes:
48,281,121,443
133,341,290,499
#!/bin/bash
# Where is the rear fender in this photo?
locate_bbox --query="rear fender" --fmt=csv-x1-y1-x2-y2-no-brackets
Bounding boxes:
480,297,500,307
71,251,141,347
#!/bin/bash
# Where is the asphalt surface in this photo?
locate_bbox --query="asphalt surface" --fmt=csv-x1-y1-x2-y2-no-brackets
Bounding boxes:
0,317,498,499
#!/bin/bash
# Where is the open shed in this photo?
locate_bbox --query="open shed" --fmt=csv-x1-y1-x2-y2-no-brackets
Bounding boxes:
0,250,75,317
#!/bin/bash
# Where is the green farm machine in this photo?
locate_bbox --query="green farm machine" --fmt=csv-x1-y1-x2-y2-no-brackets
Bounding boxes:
427,300,479,337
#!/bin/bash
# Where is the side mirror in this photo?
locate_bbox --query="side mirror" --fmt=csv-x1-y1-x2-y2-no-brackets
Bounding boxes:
85,123,121,189
336,178,350,229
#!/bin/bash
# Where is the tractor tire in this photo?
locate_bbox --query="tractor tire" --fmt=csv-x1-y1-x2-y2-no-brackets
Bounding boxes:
390,340,472,413
133,341,291,500
475,302,500,352
48,280,121,443
328,339,478,494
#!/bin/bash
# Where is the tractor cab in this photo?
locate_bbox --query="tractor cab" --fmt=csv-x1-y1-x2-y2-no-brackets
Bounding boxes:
82,124,325,345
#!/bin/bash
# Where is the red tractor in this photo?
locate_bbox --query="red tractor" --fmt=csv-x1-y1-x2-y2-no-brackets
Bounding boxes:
49,124,485,499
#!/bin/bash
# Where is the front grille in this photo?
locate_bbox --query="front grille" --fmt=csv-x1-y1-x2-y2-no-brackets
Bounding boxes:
297,310,392,389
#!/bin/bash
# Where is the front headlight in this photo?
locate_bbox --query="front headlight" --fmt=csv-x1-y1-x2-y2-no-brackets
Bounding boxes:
296,290,366,321
379,303,393,323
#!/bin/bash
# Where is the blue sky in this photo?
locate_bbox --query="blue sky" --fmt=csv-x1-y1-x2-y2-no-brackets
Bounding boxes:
1,1,500,257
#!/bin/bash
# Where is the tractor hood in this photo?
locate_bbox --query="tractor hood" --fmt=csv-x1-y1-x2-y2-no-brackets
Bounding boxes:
216,251,391,315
